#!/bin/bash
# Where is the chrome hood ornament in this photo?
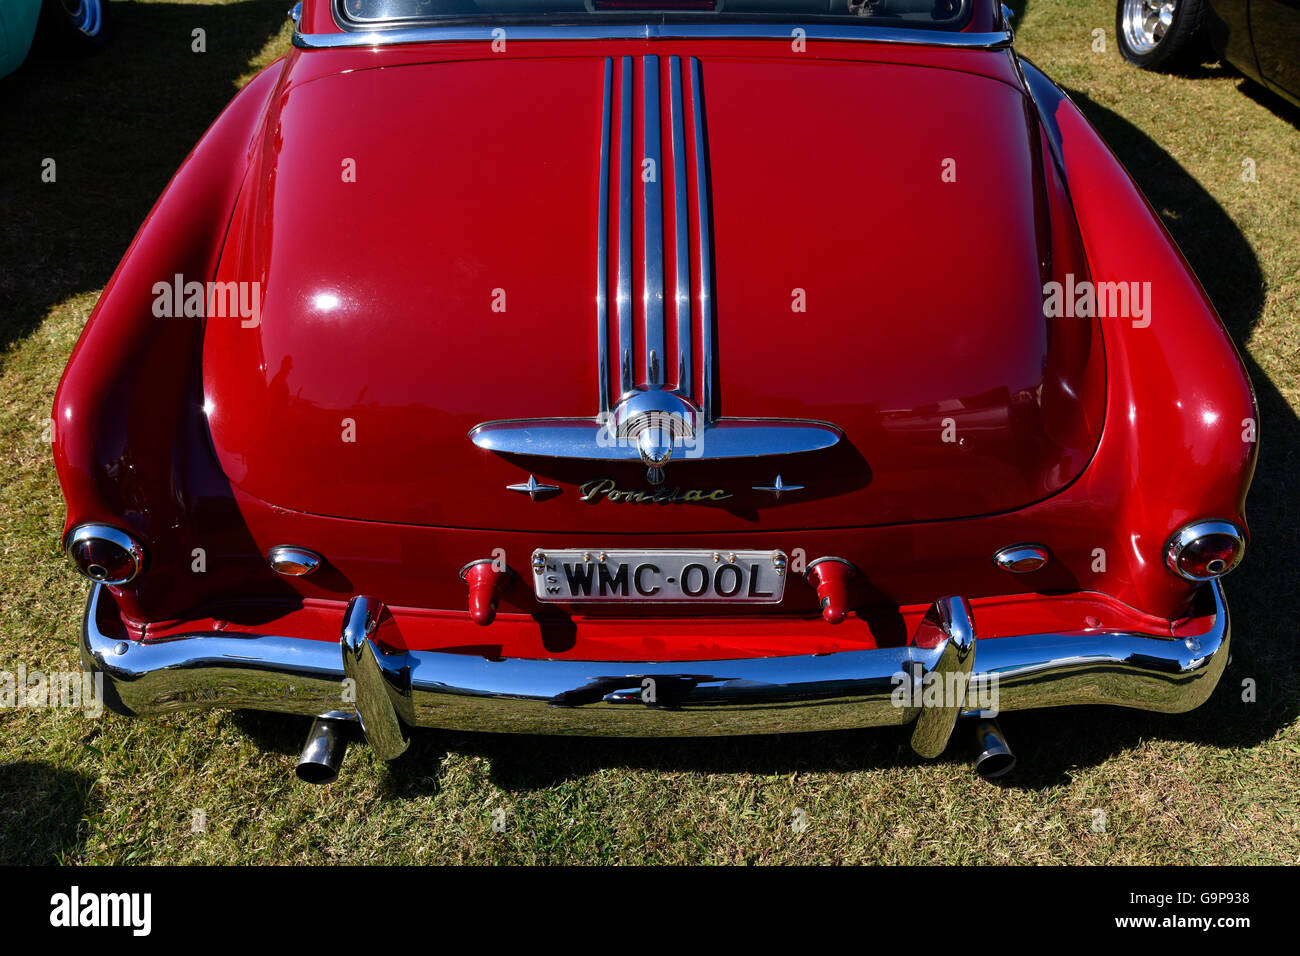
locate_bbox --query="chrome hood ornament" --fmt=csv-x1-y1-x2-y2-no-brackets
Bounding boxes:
469,55,841,485
608,390,697,485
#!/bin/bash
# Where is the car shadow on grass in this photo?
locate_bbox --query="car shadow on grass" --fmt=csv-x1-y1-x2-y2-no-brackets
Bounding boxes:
0,0,290,357
0,761,99,864
224,709,319,758
377,86,1299,796
1238,78,1300,128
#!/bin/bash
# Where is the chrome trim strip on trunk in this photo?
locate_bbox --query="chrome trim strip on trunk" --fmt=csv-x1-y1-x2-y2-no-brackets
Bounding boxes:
597,56,614,415
617,55,634,397
642,54,665,388
690,55,713,421
668,55,692,400
470,53,842,467
293,24,1015,51
83,581,1231,740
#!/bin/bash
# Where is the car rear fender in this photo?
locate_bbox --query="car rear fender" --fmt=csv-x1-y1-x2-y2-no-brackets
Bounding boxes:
1021,59,1258,618
52,58,288,623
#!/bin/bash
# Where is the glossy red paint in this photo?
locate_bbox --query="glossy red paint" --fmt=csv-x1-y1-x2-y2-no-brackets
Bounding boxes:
52,2,1257,657
202,47,1103,532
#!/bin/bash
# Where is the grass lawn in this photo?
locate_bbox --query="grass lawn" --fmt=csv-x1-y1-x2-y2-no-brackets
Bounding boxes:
0,0,1296,864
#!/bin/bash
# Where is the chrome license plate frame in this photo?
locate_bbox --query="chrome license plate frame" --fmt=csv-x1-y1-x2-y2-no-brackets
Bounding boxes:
531,549,788,604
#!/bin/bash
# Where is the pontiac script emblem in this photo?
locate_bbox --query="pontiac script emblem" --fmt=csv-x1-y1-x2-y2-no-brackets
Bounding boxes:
579,478,732,504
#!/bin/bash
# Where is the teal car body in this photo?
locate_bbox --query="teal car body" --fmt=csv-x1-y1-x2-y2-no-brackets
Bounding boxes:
0,0,42,77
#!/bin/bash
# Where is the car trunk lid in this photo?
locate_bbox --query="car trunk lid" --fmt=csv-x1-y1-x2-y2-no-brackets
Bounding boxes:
203,49,1104,533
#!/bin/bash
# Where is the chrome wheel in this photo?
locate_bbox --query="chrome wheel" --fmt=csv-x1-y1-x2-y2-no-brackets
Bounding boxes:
1121,0,1178,54
58,0,104,38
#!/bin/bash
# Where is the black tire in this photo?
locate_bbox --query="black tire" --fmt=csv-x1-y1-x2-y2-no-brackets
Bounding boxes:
1115,0,1210,71
36,0,112,56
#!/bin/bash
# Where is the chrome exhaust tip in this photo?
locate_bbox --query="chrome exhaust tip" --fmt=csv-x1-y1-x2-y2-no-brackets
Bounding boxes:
296,717,349,784
973,718,1016,779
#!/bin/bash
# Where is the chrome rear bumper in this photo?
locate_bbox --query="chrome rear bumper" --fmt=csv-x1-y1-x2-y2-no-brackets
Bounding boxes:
81,581,1230,756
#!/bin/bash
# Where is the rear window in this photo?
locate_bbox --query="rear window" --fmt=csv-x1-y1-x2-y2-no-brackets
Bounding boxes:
336,0,972,30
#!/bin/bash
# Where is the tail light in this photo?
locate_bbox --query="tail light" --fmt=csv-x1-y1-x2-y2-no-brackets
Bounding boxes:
1165,520,1245,581
65,524,146,585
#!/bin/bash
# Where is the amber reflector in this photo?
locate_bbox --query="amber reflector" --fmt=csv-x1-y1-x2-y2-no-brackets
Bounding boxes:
267,547,322,576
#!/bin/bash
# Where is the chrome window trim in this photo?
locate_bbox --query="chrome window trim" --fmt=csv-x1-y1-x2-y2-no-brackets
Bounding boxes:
293,23,1014,50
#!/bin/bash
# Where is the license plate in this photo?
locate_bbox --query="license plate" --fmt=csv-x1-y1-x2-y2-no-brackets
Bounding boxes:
531,549,788,604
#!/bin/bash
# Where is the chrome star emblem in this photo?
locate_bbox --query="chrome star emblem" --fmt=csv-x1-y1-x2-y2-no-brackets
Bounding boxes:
506,474,560,501
752,475,804,500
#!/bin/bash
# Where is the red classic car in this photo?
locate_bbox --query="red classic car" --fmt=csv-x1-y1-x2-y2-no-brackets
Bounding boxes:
55,0,1257,783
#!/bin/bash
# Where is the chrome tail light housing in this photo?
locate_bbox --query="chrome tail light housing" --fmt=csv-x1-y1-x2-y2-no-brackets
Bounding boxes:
65,524,146,585
1165,520,1246,581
